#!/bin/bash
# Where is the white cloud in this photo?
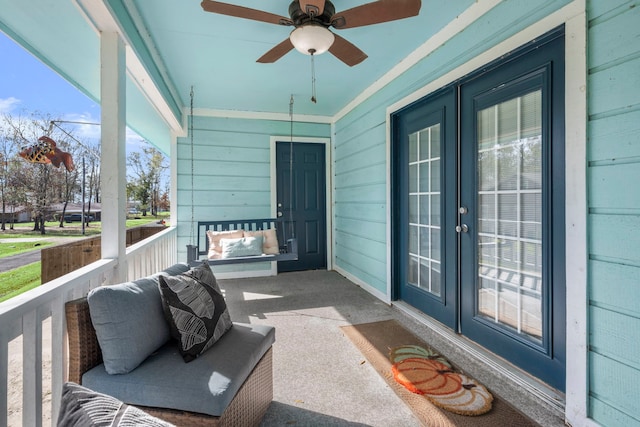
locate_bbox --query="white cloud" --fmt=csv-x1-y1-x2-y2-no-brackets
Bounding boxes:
60,113,101,140
0,97,21,113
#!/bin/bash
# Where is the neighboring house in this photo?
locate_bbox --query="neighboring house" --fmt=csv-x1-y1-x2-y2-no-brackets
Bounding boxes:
50,203,102,222
0,1,637,425
0,206,30,223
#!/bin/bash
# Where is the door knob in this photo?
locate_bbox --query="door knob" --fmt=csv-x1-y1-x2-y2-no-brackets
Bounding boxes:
456,224,469,233
277,211,283,217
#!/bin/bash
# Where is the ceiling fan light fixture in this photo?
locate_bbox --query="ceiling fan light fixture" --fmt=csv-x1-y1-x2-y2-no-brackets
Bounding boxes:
290,25,334,55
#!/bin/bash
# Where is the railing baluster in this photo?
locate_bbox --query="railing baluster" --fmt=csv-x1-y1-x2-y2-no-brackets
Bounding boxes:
50,296,66,424
22,310,42,427
0,330,8,424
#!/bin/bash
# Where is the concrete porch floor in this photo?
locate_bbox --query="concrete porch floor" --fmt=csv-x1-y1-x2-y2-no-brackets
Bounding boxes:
220,270,566,427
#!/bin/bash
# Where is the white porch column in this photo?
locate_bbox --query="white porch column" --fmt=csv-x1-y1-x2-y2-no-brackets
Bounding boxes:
100,32,127,282
170,132,178,228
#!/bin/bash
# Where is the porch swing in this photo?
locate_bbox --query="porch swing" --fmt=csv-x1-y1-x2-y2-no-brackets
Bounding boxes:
186,91,298,267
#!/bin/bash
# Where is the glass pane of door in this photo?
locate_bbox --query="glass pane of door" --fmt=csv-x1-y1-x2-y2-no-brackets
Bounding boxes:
408,124,442,297
476,90,543,342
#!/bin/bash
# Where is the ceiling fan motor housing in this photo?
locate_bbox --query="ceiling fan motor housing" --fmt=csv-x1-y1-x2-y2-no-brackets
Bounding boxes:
288,0,335,27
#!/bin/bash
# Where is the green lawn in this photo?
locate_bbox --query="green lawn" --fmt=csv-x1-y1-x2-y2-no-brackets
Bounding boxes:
0,240,54,257
0,212,171,302
0,262,41,303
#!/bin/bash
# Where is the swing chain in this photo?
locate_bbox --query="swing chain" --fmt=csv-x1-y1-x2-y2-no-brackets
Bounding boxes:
288,95,295,239
189,86,195,245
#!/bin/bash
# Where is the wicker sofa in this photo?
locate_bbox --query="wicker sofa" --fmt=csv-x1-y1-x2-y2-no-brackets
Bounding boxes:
65,263,274,426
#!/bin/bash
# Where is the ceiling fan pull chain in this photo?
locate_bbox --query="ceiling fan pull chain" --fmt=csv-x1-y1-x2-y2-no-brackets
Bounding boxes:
310,49,317,103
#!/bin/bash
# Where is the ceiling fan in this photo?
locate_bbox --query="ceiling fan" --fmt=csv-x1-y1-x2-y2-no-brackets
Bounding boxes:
200,0,422,66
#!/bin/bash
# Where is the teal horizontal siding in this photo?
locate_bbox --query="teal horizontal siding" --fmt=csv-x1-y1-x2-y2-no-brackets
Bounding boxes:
591,398,640,427
334,162,386,188
590,306,640,371
334,184,386,204
587,1,640,424
589,214,640,264
589,162,640,210
588,0,632,17
590,352,640,424
588,109,640,162
334,229,387,291
334,203,386,224
590,260,640,318
176,115,329,261
588,56,640,118
587,3,640,69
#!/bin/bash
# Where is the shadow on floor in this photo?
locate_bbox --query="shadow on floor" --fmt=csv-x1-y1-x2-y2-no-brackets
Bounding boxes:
261,401,372,427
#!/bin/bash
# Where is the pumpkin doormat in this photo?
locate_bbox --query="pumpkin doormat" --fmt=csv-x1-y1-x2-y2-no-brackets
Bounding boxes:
390,344,492,416
341,319,539,426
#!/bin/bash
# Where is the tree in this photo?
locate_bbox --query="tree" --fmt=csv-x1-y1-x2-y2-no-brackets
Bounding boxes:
127,146,168,216
75,141,100,227
0,133,14,230
158,188,170,212
2,111,81,234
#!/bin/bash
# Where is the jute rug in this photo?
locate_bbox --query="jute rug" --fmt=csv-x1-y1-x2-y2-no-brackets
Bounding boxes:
341,319,539,427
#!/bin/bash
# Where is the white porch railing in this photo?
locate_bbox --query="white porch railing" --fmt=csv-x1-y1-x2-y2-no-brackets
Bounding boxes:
0,226,177,427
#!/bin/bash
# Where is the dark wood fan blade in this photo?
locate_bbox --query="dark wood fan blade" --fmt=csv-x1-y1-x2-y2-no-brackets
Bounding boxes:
331,0,421,29
201,0,292,26
328,33,368,66
299,0,325,17
257,38,295,63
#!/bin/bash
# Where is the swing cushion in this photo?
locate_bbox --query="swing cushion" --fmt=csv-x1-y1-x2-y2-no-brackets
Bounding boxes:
220,236,264,259
244,229,280,255
206,230,244,259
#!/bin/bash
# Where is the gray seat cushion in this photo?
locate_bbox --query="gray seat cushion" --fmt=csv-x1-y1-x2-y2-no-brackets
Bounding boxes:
81,322,275,417
87,263,190,374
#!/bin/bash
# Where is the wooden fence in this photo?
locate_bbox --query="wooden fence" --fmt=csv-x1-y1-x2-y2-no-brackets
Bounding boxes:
41,224,166,283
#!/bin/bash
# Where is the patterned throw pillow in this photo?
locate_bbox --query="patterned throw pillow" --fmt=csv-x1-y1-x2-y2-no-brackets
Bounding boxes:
57,382,174,426
158,262,233,362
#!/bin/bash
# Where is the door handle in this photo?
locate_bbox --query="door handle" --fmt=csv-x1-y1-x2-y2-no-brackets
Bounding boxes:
277,211,283,217
456,224,469,233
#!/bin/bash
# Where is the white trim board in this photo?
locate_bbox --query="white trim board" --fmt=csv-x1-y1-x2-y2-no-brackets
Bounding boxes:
194,108,332,124
384,1,588,425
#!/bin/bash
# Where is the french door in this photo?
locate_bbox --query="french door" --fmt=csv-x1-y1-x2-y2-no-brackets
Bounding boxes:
393,28,565,391
393,87,458,329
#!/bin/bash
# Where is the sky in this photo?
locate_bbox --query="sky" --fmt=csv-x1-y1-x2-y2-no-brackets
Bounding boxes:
0,31,148,154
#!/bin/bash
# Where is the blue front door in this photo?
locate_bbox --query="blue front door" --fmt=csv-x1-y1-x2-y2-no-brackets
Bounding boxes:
276,141,327,272
393,28,566,391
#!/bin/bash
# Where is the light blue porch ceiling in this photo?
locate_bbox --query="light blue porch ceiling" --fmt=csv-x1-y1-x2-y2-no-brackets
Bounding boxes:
0,0,475,145
112,0,474,117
